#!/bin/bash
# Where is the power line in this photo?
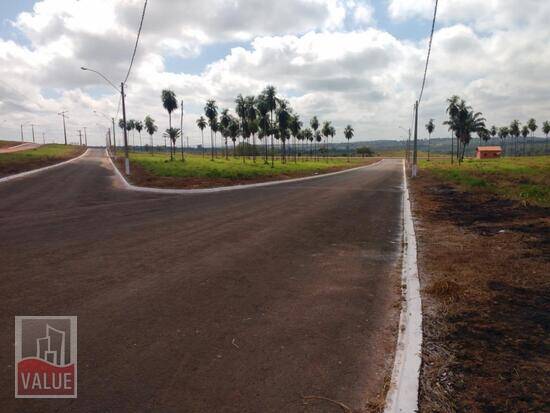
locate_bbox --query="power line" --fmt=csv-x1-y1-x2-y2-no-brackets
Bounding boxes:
123,0,148,85
418,0,439,104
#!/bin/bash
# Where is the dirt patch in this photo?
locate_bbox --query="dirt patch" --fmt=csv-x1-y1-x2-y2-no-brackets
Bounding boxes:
410,171,549,412
0,147,86,177
115,157,380,189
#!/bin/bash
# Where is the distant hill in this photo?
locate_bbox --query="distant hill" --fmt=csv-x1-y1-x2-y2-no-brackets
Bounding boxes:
337,137,548,156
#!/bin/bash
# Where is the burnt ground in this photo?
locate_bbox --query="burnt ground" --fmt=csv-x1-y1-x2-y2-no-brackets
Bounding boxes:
410,172,549,412
0,147,85,177
114,157,380,189
1,150,402,412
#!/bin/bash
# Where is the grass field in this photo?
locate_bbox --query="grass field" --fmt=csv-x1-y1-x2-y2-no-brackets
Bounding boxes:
419,156,550,206
0,140,21,149
127,152,376,180
0,144,84,177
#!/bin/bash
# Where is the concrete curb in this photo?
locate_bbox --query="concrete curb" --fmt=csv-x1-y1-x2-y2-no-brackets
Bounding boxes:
106,149,384,194
0,149,90,184
384,160,423,413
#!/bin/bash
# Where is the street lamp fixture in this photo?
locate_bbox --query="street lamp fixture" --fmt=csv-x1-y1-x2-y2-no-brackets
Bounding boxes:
81,66,130,174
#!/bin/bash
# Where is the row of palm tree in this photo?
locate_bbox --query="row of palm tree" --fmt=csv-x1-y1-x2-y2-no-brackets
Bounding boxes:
440,95,549,162
491,119,549,156
195,86,355,166
118,86,355,165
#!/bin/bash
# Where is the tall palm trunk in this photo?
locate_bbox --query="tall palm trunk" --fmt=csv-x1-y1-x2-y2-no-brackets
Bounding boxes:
201,130,205,158
210,128,214,161
263,138,268,164
428,132,431,161
253,134,257,163
347,139,350,162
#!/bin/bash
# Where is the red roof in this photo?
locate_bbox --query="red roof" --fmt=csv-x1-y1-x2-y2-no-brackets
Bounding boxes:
477,146,502,152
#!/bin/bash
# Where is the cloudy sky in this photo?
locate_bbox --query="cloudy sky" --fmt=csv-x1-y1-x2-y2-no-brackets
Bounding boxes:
0,0,548,146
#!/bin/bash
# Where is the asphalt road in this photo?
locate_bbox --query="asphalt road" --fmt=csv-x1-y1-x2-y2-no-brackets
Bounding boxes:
1,149,404,412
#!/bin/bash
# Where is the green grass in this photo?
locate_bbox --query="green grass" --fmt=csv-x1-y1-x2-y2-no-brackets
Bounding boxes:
0,144,82,163
420,156,550,206
128,152,374,180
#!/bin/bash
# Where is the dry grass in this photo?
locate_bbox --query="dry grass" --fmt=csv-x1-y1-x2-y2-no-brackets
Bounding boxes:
411,170,549,412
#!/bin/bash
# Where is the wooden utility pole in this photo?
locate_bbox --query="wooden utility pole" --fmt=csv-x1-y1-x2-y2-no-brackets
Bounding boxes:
120,82,130,175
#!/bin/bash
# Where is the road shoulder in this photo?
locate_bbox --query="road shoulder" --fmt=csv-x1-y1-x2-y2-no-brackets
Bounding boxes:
411,169,549,412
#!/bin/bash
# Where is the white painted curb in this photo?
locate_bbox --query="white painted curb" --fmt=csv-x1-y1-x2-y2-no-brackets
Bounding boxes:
0,149,90,184
384,160,423,413
106,149,383,194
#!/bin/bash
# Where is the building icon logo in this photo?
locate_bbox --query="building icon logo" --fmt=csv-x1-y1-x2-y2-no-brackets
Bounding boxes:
15,316,77,398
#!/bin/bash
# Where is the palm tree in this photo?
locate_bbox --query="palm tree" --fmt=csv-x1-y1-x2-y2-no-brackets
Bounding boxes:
310,116,320,161
344,125,354,162
219,109,231,159
445,95,460,163
510,120,520,156
228,117,240,155
196,116,207,158
521,125,530,155
289,115,302,163
262,86,277,167
490,125,497,143
235,94,247,162
165,127,180,160
256,96,270,164
302,128,313,160
315,130,322,161
276,100,292,163
542,121,550,154
144,116,157,155
425,119,435,161
161,90,178,159
245,96,258,162
527,118,537,156
321,121,332,162
498,127,509,153
443,96,485,163
135,120,143,151
204,99,218,161
126,119,136,150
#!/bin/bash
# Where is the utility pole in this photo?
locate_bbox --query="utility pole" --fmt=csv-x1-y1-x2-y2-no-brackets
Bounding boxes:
111,117,117,154
120,82,130,175
58,111,68,145
31,124,36,143
180,99,184,161
412,100,419,178
20,124,24,142
83,127,88,146
78,129,82,146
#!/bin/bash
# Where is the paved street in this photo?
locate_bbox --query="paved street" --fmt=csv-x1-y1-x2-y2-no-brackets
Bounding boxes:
1,149,403,412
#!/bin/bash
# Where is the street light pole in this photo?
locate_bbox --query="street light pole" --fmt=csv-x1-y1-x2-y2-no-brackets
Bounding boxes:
83,127,88,146
78,129,82,146
111,117,117,154
82,67,129,174
58,111,68,145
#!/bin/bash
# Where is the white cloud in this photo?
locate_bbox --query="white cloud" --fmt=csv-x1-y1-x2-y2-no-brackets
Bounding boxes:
0,0,549,145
